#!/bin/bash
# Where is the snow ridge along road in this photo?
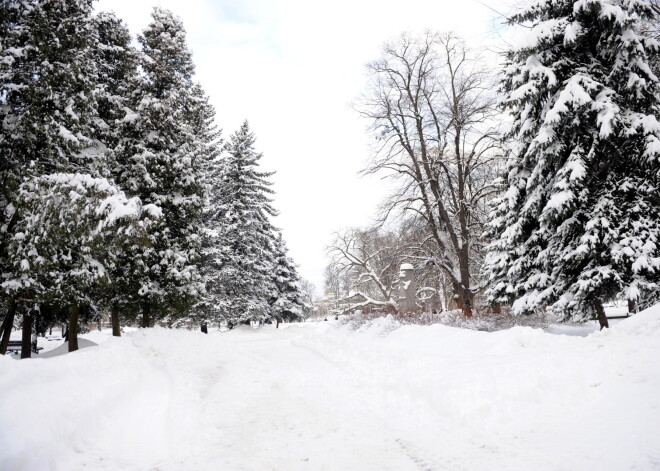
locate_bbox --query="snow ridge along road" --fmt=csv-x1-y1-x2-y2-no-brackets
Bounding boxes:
1,306,660,471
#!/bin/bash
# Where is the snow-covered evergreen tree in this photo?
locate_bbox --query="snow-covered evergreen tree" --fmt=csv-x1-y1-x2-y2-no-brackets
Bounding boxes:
91,11,156,333
1,0,101,248
483,0,660,326
0,0,103,340
112,8,207,326
183,83,222,331
0,0,101,175
91,11,138,155
206,121,279,326
270,233,306,324
1,173,159,351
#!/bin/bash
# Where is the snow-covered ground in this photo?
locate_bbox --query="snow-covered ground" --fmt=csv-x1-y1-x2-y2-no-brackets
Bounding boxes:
1,306,660,471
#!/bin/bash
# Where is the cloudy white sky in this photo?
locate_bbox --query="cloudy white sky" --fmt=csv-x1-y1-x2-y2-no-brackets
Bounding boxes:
96,0,514,294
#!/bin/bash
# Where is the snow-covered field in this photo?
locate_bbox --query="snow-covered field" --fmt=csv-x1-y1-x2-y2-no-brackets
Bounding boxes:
2,307,660,471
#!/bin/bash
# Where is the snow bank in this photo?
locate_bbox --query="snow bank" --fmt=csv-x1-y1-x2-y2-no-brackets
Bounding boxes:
0,309,659,470
36,339,98,358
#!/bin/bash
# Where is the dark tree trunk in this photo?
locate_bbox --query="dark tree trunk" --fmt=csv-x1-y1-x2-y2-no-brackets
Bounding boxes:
111,306,121,337
492,304,502,315
201,323,208,334
455,295,473,317
0,301,17,355
628,299,636,315
276,318,280,329
141,303,151,328
458,260,473,318
21,312,32,359
595,303,609,330
463,297,473,317
452,281,473,317
69,305,80,352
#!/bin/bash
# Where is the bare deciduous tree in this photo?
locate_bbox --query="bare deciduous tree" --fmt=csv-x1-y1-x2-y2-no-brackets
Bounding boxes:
356,31,502,316
327,228,402,311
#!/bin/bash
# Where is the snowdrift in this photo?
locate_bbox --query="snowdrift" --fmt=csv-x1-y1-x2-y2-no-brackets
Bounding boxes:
1,306,659,470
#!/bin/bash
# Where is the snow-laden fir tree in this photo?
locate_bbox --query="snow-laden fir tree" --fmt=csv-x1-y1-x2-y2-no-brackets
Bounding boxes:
112,8,206,326
483,0,660,328
181,83,222,332
0,0,101,175
89,11,148,334
1,0,100,252
270,233,306,326
91,11,138,155
2,173,159,351
0,0,102,348
206,121,279,326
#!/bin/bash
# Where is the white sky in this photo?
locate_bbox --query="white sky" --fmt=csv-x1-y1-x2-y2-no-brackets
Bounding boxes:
96,0,515,294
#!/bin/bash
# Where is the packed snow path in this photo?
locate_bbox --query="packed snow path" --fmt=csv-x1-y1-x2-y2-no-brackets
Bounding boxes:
2,309,660,471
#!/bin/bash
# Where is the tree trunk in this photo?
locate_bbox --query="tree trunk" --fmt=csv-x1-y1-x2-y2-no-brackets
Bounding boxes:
463,296,473,317
451,279,473,317
595,303,609,330
111,306,121,337
21,312,32,359
141,303,151,328
201,323,208,334
276,318,280,329
492,304,501,315
628,299,636,315
69,305,80,352
0,301,17,355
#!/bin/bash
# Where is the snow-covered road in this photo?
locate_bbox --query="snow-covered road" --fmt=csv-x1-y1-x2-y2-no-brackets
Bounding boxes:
2,307,660,471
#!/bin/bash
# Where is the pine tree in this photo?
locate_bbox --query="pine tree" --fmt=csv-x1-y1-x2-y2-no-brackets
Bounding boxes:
483,0,660,327
91,10,150,334
1,0,100,252
112,7,207,326
270,233,306,325
0,0,101,175
2,173,158,351
91,11,138,155
1,0,102,346
206,121,279,326
183,83,222,332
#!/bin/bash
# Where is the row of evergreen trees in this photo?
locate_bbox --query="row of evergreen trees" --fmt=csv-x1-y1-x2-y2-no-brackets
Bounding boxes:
483,0,660,328
0,0,305,354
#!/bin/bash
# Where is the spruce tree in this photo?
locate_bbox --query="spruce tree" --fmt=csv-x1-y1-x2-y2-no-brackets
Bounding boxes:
112,7,206,326
91,10,149,334
1,0,101,343
208,121,279,326
484,0,660,327
2,173,157,351
183,83,222,332
91,11,138,155
270,233,306,325
0,0,100,175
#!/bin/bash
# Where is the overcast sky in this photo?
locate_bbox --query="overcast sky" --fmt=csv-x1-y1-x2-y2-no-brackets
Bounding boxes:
96,0,514,294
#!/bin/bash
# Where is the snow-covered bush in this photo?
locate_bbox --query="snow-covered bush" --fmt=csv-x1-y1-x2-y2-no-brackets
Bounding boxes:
342,309,558,332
